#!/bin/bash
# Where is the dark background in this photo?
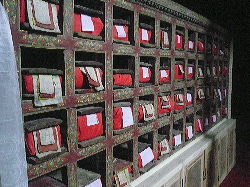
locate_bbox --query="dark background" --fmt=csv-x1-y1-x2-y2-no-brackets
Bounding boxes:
172,0,250,152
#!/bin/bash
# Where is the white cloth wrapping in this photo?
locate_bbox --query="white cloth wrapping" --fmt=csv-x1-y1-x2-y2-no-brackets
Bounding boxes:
174,134,182,146
161,96,171,108
86,113,99,126
121,107,134,128
139,147,154,167
39,75,54,94
0,3,28,186
177,35,181,43
79,67,104,91
81,14,94,32
162,31,169,47
187,93,192,103
188,66,193,74
142,104,155,121
26,0,60,33
198,68,203,77
178,65,184,73
197,119,203,132
160,70,168,78
116,168,130,186
33,127,61,158
85,178,102,187
188,41,194,49
33,0,51,24
218,89,222,101
142,67,150,78
141,29,149,41
33,75,63,106
39,127,55,145
187,126,193,139
115,25,127,38
212,115,217,123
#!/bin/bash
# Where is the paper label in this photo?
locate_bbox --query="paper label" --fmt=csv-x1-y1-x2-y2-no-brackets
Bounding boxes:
142,29,149,41
115,25,126,38
86,113,99,126
160,70,168,78
142,67,149,78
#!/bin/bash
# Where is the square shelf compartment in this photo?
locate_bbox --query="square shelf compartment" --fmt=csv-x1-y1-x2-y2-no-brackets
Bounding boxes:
139,14,155,48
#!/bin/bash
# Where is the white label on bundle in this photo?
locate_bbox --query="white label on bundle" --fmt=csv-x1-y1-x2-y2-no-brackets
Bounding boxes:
174,134,182,146
39,127,55,145
187,126,193,139
177,35,181,43
85,178,102,187
86,113,99,126
205,118,209,126
39,75,54,94
212,115,217,122
188,41,194,49
218,89,222,101
142,29,149,41
139,147,154,167
115,25,126,38
187,93,192,102
188,66,193,74
33,0,51,24
163,31,169,45
179,65,184,73
160,70,168,78
81,14,94,31
117,168,130,185
142,67,149,78
121,107,134,128
197,119,203,132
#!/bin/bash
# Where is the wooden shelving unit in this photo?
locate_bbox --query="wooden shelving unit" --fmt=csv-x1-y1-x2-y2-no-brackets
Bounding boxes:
3,0,232,186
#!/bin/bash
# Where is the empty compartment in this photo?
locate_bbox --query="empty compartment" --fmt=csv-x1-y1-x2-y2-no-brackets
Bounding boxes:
158,92,173,117
160,21,172,49
20,0,62,34
77,104,105,148
139,57,155,86
175,26,185,50
174,60,185,80
113,101,134,134
113,6,134,45
159,57,171,84
113,55,134,89
74,0,104,40
113,140,133,163
77,151,106,187
24,110,67,164
139,14,155,48
75,51,105,94
138,95,155,126
188,30,195,51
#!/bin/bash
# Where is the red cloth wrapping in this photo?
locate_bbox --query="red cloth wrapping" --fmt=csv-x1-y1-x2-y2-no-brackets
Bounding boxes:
198,41,205,52
223,66,228,75
75,67,103,89
113,25,129,41
74,13,104,36
113,74,133,86
173,94,185,111
195,119,204,132
22,75,63,94
78,112,103,141
187,66,194,79
20,0,26,23
175,34,183,49
138,148,157,168
139,67,152,83
113,106,133,130
159,69,170,83
138,106,144,122
157,96,173,114
25,125,62,156
174,64,184,80
139,29,152,44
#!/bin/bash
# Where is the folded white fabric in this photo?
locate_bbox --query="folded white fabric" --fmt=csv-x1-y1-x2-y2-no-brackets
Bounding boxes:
85,178,102,187
39,127,55,145
115,25,126,38
33,0,51,24
140,147,154,167
121,106,134,128
142,29,149,41
160,70,168,78
81,14,94,32
187,93,192,102
142,103,155,121
187,126,193,139
39,75,54,94
174,134,182,146
162,31,169,46
86,113,99,126
142,67,150,78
